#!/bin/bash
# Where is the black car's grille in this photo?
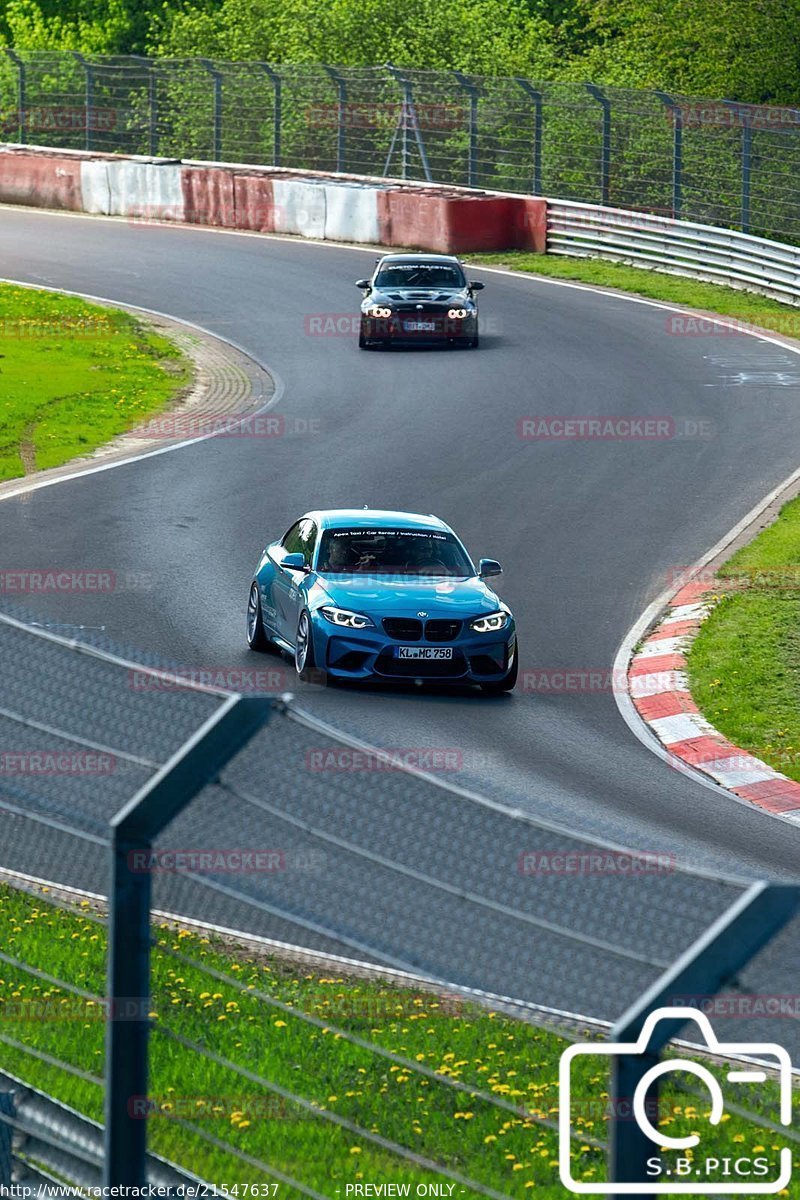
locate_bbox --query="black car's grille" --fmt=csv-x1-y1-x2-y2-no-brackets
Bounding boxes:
425,619,461,642
383,618,423,641
375,650,468,678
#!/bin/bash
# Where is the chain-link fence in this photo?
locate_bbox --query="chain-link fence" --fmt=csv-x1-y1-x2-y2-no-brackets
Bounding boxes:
0,599,799,1192
2,53,800,243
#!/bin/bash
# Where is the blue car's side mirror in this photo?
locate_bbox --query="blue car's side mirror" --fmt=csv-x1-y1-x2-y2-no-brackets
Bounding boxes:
479,558,502,578
469,281,485,291
281,552,308,572
355,279,371,289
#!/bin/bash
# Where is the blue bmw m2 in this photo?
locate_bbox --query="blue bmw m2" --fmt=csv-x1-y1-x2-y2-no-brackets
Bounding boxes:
246,509,517,692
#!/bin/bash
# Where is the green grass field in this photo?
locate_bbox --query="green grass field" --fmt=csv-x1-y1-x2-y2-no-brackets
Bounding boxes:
0,883,794,1197
0,283,190,481
688,494,800,783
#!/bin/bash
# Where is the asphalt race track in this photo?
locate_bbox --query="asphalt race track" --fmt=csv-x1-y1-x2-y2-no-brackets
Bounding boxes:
3,204,800,892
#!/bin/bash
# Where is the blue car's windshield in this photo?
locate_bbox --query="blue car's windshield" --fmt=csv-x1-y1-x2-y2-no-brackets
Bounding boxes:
317,528,472,576
374,263,466,289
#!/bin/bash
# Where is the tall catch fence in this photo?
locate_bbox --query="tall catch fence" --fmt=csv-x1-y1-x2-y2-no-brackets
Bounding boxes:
2,53,800,243
0,601,798,1193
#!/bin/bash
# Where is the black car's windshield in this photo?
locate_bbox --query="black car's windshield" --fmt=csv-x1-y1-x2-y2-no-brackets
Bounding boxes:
317,528,472,576
374,263,466,289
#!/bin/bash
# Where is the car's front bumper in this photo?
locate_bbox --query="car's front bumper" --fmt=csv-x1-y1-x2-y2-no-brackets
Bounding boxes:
360,313,477,344
310,615,515,684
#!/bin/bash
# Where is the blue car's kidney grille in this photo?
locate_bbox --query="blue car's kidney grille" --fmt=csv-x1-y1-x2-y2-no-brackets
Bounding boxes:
383,618,423,640
425,619,461,642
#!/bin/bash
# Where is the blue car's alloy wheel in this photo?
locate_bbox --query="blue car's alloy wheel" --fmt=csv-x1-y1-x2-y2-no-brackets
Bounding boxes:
295,610,326,685
246,582,269,651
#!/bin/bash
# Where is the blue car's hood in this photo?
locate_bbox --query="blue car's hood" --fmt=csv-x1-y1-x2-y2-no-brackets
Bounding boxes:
313,574,502,617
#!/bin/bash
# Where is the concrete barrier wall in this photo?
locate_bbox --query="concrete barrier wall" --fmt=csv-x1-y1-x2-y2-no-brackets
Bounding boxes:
0,144,547,254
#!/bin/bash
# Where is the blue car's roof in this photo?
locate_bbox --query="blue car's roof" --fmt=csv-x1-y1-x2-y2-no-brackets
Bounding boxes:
306,509,451,533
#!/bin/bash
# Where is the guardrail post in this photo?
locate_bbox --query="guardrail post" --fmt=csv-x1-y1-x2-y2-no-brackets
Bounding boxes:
453,71,480,188
72,51,94,152
200,58,223,161
259,64,282,167
608,882,800,1196
5,49,26,144
515,78,543,196
324,66,347,173
0,1091,13,1186
585,83,611,206
654,90,682,219
104,694,274,1187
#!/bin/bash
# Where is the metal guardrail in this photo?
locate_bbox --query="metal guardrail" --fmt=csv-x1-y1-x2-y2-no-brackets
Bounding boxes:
548,199,800,306
0,1067,200,1191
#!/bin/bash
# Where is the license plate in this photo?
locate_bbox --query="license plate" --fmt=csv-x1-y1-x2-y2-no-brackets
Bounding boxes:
397,646,453,660
403,320,436,332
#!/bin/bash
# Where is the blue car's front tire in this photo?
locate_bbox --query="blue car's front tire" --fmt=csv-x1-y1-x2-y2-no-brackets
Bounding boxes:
295,610,327,686
246,582,270,651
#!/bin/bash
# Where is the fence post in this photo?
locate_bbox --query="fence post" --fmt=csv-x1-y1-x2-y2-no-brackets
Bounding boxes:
200,59,223,161
259,64,282,167
654,90,682,219
607,882,800,1196
385,65,432,183
453,71,480,188
741,120,753,235
5,49,26,144
515,78,543,196
148,63,159,157
324,66,347,173
0,1091,13,1186
585,83,611,206
72,51,94,152
103,693,274,1187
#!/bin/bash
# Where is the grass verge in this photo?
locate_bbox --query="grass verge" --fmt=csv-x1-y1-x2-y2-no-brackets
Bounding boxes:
467,251,800,337
688,494,800,784
0,283,191,481
0,883,794,1197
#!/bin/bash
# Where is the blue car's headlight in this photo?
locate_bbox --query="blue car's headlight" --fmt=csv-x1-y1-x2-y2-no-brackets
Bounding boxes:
320,606,375,630
470,611,509,633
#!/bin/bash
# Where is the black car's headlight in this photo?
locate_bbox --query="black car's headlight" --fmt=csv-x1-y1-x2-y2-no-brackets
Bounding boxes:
469,611,509,633
320,606,375,629
448,307,468,319
366,306,392,318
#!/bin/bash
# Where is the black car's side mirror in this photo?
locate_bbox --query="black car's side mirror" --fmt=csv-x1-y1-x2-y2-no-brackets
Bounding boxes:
479,558,502,578
281,552,309,572
469,280,485,291
355,279,371,289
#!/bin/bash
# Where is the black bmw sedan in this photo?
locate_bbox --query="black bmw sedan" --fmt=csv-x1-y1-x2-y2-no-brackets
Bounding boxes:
356,253,483,349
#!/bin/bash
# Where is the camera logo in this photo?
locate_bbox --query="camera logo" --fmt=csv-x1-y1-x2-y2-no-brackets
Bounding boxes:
559,1006,793,1194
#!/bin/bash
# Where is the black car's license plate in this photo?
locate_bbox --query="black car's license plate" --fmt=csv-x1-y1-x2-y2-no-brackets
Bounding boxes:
397,646,453,660
403,320,436,332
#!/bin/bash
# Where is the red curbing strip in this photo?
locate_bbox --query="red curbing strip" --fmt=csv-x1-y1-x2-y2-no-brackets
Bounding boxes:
732,778,800,813
629,652,686,676
647,619,702,640
665,735,744,767
671,582,714,606
634,691,699,720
